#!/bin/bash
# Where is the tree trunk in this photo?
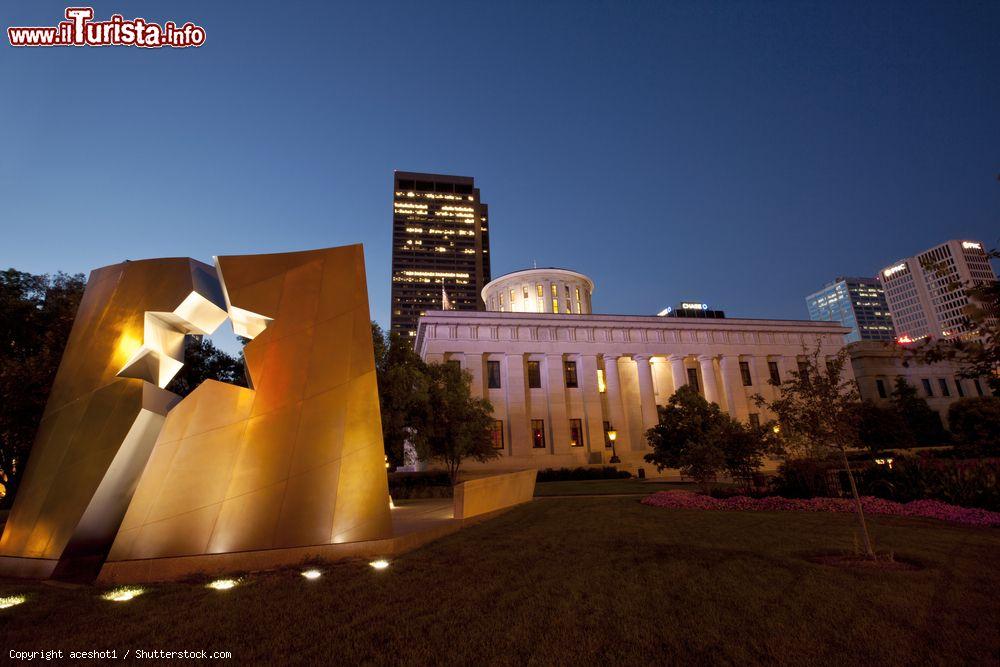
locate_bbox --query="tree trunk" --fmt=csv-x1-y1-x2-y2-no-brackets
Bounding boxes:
840,449,875,559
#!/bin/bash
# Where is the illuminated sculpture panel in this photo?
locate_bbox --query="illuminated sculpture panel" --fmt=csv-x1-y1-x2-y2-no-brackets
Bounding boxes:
0,245,391,580
107,245,392,562
0,258,228,579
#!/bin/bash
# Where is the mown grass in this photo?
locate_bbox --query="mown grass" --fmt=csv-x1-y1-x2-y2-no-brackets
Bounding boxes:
533,479,720,496
1,498,998,665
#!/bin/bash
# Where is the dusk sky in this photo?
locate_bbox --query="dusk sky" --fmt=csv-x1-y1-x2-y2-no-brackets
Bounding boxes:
3,1,998,345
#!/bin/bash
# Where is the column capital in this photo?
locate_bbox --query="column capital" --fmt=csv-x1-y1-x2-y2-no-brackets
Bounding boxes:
603,352,622,361
719,354,739,365
666,353,686,362
632,354,652,363
697,354,715,363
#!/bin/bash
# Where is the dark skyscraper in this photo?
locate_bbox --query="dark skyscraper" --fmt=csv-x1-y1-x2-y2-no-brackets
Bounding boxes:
390,171,491,340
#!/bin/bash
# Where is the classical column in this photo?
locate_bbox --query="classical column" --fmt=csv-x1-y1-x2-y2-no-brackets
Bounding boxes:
504,353,530,458
579,354,605,462
633,354,659,431
719,355,748,420
698,354,720,405
669,354,687,394
545,353,571,455
602,353,629,451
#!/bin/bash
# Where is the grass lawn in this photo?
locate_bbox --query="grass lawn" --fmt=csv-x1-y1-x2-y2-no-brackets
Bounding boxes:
534,479,726,496
2,498,998,665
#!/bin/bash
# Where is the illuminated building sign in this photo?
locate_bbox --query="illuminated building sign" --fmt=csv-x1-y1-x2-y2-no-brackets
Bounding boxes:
681,302,709,310
882,263,907,279
962,241,982,250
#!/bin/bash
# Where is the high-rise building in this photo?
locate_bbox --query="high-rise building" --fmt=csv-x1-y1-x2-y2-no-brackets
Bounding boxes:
390,171,491,340
805,277,895,343
878,239,997,343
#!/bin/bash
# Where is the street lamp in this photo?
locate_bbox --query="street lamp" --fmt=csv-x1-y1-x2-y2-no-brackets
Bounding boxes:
607,427,620,464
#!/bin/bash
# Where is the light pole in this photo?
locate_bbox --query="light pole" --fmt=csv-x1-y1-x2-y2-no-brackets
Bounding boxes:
607,427,620,464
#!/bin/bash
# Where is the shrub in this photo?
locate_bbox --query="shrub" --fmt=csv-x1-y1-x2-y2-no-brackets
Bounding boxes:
536,467,631,482
858,457,1000,511
388,470,453,499
948,397,1000,457
771,458,840,498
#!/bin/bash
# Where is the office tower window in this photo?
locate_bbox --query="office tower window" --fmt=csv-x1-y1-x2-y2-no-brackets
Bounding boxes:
748,413,760,428
739,361,752,386
487,360,501,389
974,379,984,396
491,420,504,450
938,378,951,397
955,377,965,397
921,378,933,397
603,421,613,448
531,419,546,448
768,361,781,384
569,419,583,447
876,379,887,399
527,361,542,388
564,360,578,388
687,368,699,392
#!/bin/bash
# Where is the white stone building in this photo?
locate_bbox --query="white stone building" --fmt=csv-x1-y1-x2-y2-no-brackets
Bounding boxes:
415,268,850,474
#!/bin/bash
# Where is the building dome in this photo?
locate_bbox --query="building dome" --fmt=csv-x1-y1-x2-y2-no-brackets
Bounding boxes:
482,268,595,314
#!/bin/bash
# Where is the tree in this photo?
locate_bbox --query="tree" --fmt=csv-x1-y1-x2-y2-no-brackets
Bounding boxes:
0,269,85,505
418,362,498,485
948,397,1000,457
855,400,915,453
644,385,769,492
372,322,431,468
889,378,947,446
908,247,1000,394
752,343,878,559
165,335,247,397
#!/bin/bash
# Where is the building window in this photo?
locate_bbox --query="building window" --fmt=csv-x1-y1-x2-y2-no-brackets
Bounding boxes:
973,379,984,396
569,419,583,447
797,361,810,382
739,361,752,386
487,360,501,389
603,421,613,448
509,288,515,304
876,379,887,399
446,359,461,372
491,420,504,450
955,377,965,397
499,293,504,309
523,286,529,299
768,361,781,385
551,284,558,313
921,378,933,397
687,367,699,393
748,413,760,428
536,284,543,298
564,360,578,388
826,361,836,377
938,378,951,397
527,360,542,388
531,419,546,449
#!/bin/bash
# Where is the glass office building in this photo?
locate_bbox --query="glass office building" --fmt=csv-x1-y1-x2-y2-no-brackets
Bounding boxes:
806,277,895,343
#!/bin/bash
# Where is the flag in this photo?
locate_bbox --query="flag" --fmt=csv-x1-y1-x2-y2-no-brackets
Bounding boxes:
441,283,454,310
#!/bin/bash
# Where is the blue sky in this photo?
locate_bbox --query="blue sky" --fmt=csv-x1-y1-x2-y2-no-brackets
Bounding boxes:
2,1,998,341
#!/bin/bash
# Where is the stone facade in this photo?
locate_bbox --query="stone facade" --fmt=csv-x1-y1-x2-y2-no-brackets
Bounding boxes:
415,311,850,473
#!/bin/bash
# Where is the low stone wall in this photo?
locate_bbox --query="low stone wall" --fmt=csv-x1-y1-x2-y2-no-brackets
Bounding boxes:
453,469,537,520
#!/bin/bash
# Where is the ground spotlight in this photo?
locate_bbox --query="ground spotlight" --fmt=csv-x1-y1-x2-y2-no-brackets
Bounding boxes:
369,559,390,570
102,587,143,602
0,595,26,609
301,569,322,580
207,579,238,591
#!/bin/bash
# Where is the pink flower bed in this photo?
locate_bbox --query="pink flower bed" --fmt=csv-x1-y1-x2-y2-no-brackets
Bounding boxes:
640,491,1000,527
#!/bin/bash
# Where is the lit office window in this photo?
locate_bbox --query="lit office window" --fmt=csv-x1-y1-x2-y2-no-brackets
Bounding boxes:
531,420,546,449
569,419,583,447
739,361,752,387
491,420,504,450
564,361,578,388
